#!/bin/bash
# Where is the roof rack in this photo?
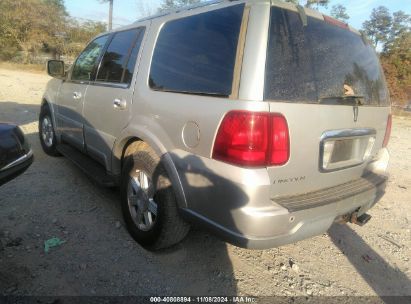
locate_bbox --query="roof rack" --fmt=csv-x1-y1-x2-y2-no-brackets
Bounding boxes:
133,0,234,24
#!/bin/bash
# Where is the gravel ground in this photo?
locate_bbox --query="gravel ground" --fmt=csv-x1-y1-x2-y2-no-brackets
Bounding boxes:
0,68,410,297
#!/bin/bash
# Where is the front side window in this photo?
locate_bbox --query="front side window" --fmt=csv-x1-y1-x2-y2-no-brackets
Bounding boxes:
71,35,109,81
149,4,244,97
96,28,145,84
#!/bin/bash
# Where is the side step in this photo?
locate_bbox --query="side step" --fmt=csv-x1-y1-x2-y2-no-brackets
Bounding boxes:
57,144,117,187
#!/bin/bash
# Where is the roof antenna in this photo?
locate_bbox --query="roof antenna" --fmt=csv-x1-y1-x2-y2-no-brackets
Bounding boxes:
297,5,308,27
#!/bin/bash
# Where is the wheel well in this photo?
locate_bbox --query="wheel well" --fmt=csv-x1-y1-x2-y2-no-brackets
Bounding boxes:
118,136,188,209
121,137,142,170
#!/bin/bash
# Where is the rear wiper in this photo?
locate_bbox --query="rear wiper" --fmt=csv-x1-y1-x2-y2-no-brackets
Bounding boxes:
319,95,365,106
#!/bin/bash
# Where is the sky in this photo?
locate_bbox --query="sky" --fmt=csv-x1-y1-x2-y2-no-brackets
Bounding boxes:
65,0,411,30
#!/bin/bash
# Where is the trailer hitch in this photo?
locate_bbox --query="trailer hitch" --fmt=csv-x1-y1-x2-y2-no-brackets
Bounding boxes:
341,211,372,226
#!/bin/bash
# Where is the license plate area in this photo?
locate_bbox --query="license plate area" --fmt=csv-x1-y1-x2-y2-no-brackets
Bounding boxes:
320,129,376,172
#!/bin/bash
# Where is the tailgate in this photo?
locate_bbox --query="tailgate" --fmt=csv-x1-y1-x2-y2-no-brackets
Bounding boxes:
264,5,391,197
267,102,390,197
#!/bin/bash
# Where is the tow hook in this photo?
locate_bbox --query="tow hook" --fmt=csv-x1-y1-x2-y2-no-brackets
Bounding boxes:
345,212,372,226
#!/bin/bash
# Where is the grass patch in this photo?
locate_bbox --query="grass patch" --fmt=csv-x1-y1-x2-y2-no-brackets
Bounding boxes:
392,107,411,118
0,61,46,73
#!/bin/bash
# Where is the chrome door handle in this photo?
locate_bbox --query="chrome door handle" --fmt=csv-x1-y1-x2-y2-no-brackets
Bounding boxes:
73,92,82,100
113,98,127,110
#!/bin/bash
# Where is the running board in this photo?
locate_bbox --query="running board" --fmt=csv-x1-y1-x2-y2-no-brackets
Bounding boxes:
57,144,117,187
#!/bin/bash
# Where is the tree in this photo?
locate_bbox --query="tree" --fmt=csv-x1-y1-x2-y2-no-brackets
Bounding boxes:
362,7,411,51
43,0,68,15
0,0,67,62
362,6,392,49
387,11,411,50
330,4,349,22
41,0,70,59
0,0,106,62
284,0,329,9
159,0,202,12
136,0,157,17
305,0,329,9
62,19,107,58
99,0,114,30
381,32,411,104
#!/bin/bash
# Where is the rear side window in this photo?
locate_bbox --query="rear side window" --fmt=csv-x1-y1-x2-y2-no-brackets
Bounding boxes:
149,4,244,97
96,27,145,84
265,7,389,106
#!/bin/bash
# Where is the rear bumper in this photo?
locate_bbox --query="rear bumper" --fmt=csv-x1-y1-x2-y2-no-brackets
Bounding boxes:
182,174,386,249
0,150,33,186
172,149,389,249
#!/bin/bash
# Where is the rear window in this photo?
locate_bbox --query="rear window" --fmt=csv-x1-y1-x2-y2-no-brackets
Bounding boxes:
265,7,390,106
149,4,244,97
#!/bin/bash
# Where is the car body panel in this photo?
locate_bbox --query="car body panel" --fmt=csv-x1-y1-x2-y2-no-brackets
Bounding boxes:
42,0,391,249
83,22,151,169
55,81,88,151
266,102,390,197
0,124,33,186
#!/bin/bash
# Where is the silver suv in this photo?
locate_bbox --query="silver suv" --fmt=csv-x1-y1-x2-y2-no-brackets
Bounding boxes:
40,0,391,250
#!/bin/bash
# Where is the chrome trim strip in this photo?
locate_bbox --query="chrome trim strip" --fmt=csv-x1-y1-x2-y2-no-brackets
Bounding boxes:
0,149,33,172
320,128,376,141
319,129,376,173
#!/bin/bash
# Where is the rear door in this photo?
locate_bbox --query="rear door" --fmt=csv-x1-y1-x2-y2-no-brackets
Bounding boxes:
82,26,147,170
56,35,109,151
264,6,391,197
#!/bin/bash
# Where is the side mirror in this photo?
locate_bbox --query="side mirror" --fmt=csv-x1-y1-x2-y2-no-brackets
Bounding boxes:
47,60,65,78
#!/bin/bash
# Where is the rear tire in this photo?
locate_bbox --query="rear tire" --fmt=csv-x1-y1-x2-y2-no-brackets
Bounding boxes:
39,104,61,157
120,141,190,250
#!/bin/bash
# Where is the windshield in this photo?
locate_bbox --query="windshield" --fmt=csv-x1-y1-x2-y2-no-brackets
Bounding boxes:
264,6,390,106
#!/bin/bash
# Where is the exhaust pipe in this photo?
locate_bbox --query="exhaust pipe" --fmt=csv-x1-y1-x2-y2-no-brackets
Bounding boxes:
349,212,372,226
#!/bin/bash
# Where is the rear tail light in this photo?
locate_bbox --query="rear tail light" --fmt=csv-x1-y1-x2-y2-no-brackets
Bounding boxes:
383,114,392,147
212,111,290,167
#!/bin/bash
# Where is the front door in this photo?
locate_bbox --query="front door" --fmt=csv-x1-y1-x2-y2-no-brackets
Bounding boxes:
83,26,147,170
55,35,110,151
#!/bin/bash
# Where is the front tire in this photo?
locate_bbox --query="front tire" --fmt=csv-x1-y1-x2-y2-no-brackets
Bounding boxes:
120,142,190,250
39,105,60,156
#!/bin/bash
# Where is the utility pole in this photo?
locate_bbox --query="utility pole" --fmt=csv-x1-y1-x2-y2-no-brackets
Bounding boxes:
108,0,113,30
98,0,114,30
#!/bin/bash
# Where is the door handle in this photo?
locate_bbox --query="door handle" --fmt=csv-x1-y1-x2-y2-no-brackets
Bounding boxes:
73,92,82,100
113,98,127,110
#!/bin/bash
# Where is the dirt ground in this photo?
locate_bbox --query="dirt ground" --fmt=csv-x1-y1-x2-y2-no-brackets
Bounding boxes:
0,68,410,297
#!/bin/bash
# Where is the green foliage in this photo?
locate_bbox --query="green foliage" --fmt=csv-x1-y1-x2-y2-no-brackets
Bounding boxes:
362,6,411,52
305,0,329,9
381,32,411,104
284,0,329,9
0,0,106,62
59,20,107,59
362,6,393,48
388,11,411,50
361,6,411,103
330,4,349,22
42,0,68,15
0,0,64,62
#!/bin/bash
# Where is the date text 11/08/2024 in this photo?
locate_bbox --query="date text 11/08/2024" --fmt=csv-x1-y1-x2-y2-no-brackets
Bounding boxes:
149,297,257,303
